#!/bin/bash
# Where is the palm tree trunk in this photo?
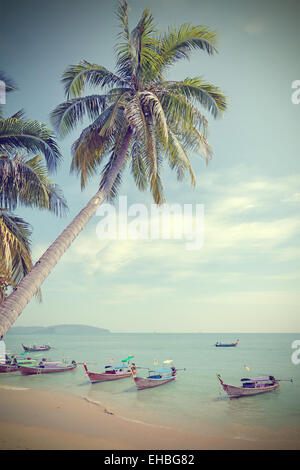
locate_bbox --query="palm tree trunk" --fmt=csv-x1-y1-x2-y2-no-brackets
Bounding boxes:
0,127,133,339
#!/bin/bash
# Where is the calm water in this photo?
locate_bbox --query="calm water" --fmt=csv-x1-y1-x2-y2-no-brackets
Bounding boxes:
2,333,300,442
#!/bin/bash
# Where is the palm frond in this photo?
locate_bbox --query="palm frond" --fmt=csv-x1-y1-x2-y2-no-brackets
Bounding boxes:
0,71,17,94
164,128,196,185
158,89,209,136
10,109,25,120
130,8,161,86
124,94,147,136
0,210,32,284
51,94,109,137
139,91,168,143
115,0,135,82
130,140,148,191
62,61,129,99
71,106,118,188
0,154,68,215
98,91,130,138
178,126,213,163
157,24,218,75
149,153,165,204
99,146,130,202
0,117,62,172
124,96,158,184
0,210,42,303
164,78,227,117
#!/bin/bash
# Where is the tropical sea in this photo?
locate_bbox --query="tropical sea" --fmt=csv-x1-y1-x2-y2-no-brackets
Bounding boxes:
2,332,300,444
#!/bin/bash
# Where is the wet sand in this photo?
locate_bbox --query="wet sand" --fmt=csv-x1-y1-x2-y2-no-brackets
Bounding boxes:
0,387,299,450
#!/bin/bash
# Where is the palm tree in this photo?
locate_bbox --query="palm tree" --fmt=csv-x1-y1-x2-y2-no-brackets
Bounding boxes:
0,210,32,303
0,151,68,302
0,0,227,338
0,75,66,307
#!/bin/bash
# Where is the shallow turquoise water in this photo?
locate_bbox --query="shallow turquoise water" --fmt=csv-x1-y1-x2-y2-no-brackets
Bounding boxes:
2,333,300,441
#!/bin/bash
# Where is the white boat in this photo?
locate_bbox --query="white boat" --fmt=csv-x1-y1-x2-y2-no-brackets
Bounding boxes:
217,374,281,399
130,363,177,390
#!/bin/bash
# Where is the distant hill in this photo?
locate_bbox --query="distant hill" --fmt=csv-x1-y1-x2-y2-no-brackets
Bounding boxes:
8,324,110,335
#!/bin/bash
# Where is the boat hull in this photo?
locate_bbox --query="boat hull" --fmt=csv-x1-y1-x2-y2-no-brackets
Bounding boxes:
133,375,176,390
22,344,51,352
86,370,132,383
0,364,19,373
223,383,280,399
19,365,76,375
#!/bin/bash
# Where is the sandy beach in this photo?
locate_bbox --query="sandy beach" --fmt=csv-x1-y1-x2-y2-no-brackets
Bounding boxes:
0,387,299,450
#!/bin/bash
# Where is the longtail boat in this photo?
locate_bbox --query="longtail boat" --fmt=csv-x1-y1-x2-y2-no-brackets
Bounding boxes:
217,374,292,399
83,356,136,383
83,362,134,383
22,344,51,352
215,339,239,348
0,356,37,373
0,363,19,373
19,360,77,375
11,358,36,364
130,361,178,390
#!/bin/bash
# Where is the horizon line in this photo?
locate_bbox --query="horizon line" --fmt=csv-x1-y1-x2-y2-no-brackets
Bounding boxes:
7,325,300,335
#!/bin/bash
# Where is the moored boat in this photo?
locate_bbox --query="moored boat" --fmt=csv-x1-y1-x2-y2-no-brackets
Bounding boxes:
215,339,239,347
130,362,177,390
22,344,51,352
216,374,292,399
19,360,77,375
0,363,19,373
0,354,37,373
83,362,134,383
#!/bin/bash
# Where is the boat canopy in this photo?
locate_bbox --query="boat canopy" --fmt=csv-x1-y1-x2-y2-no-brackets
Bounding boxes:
241,376,274,382
151,368,172,374
105,364,129,369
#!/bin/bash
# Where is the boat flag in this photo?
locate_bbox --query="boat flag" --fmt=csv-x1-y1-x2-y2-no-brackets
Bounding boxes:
121,355,135,363
154,360,158,365
244,365,250,371
110,357,115,363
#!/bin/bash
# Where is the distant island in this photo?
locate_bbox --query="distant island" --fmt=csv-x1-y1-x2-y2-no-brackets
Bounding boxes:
7,324,111,335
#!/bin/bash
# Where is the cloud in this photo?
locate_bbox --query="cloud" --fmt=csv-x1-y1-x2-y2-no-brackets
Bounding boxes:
28,166,300,329
23,167,300,333
282,192,300,203
36,169,300,276
244,21,267,36
99,283,174,304
205,216,300,251
57,236,139,275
